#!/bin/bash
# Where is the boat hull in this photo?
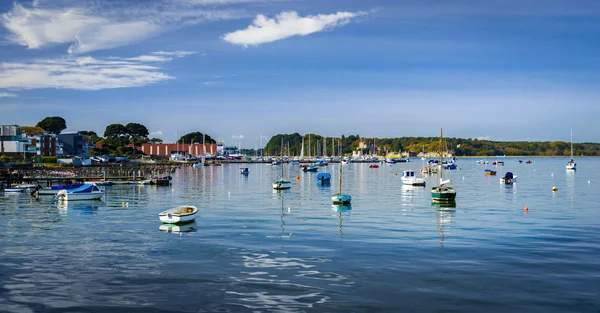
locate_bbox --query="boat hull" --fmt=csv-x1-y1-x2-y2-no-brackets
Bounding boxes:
431,187,456,202
4,188,24,192
58,192,104,201
332,194,352,205
158,206,198,224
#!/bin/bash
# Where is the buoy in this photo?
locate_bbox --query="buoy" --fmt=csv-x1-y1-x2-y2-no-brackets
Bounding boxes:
552,186,558,192
228,191,231,197
588,180,591,184
551,173,553,176
122,201,125,207
296,176,300,180
288,207,291,212
524,206,528,214
394,172,398,176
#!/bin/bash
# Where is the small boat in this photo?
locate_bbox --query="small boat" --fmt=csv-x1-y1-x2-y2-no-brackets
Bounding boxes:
500,172,517,184
299,164,309,168
401,170,426,186
158,205,198,223
519,160,523,163
566,129,576,170
3,187,25,192
316,172,331,185
431,128,456,203
302,164,319,172
526,160,532,164
55,184,104,201
493,161,504,166
332,143,352,205
369,164,379,168
151,176,172,186
484,169,497,176
273,137,291,190
240,168,249,175
192,163,203,168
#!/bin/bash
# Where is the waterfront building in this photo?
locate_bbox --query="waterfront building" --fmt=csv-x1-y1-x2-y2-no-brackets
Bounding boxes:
137,143,217,158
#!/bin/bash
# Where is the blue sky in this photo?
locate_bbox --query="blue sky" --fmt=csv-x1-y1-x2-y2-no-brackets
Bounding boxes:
1,0,599,148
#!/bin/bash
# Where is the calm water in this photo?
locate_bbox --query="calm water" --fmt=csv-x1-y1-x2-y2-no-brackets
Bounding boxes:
1,158,600,313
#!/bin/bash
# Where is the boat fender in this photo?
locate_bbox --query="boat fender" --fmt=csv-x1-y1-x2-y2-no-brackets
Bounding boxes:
552,186,558,192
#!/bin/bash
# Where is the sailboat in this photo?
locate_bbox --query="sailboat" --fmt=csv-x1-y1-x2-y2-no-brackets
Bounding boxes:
431,128,456,202
273,137,291,190
566,129,576,170
332,140,351,205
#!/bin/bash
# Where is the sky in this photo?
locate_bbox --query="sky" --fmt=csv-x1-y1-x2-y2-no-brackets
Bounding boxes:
1,0,599,149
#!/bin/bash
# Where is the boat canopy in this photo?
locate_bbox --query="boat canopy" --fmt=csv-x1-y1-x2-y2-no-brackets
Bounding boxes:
504,172,514,179
50,183,84,190
316,173,331,181
70,184,99,193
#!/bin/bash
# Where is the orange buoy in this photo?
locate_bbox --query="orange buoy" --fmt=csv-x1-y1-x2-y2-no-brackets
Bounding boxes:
296,175,300,180
524,206,528,214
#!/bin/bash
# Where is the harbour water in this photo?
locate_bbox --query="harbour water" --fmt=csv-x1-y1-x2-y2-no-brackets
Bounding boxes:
1,158,599,312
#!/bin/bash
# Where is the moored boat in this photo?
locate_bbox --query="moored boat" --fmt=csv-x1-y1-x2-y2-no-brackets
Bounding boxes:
302,164,319,172
55,184,104,201
158,205,198,223
36,183,85,195
316,172,331,185
566,129,576,170
431,128,456,203
500,172,517,184
401,170,426,186
484,169,497,176
240,167,249,175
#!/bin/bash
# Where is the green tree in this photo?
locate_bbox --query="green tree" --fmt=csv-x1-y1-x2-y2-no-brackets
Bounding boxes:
149,138,163,144
104,124,127,138
125,123,149,154
178,132,216,144
36,116,66,134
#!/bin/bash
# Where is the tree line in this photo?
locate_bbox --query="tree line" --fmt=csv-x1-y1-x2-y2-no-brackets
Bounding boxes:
263,133,600,157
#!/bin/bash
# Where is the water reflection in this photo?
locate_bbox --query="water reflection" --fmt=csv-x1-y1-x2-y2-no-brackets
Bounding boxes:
566,170,575,205
158,221,198,234
56,200,102,215
332,204,352,239
435,209,455,248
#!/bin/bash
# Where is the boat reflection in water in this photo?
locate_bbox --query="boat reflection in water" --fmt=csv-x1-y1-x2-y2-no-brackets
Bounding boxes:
332,204,352,213
431,200,456,211
158,221,198,234
56,201,102,215
434,208,456,248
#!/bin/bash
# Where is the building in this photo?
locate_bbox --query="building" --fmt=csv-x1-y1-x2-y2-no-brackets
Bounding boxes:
0,125,36,156
58,132,85,156
137,143,217,157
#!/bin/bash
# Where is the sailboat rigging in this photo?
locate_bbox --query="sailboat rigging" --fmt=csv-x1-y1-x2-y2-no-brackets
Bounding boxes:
273,137,291,190
332,138,352,205
431,128,456,203
566,129,576,170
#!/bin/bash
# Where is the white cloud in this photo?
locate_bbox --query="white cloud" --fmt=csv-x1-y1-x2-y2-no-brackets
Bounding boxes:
150,130,164,137
222,10,367,47
0,1,250,54
0,92,17,98
0,51,193,91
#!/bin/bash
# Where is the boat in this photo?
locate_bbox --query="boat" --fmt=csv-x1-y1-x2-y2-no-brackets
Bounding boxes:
302,164,319,172
55,184,104,201
192,163,203,168
151,176,172,186
566,129,576,170
316,172,331,185
369,164,379,168
240,167,249,175
273,137,291,190
497,155,506,158
431,128,456,203
401,170,426,186
484,169,497,176
3,187,25,192
158,205,198,223
526,160,532,164
500,172,517,184
332,142,352,205
493,161,504,166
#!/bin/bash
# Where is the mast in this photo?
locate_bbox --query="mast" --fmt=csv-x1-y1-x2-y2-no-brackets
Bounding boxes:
281,136,284,178
339,140,343,195
439,128,443,181
308,134,311,159
570,129,573,160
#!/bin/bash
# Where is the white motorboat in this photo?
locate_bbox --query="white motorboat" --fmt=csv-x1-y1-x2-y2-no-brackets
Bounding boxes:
55,184,104,201
158,205,198,223
36,183,86,195
401,170,426,186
